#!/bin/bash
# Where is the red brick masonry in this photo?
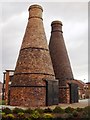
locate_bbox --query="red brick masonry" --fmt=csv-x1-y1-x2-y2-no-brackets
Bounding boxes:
10,4,55,107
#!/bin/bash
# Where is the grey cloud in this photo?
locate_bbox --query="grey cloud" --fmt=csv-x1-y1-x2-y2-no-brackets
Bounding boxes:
2,2,30,22
42,2,88,22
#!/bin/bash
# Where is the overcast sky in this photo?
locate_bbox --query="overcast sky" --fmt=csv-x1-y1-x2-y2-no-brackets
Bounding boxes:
1,2,88,83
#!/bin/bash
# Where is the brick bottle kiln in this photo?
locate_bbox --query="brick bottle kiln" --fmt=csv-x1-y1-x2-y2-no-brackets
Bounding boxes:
10,5,59,107
49,21,78,103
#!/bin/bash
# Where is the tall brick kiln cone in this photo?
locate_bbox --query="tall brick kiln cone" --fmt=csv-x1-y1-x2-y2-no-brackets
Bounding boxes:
49,21,74,103
10,5,59,107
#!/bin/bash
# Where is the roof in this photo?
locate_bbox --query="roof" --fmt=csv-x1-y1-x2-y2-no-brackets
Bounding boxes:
67,79,86,88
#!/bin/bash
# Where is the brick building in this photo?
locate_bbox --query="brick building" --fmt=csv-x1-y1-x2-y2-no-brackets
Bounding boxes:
2,70,14,104
67,79,88,100
86,82,90,98
0,82,2,100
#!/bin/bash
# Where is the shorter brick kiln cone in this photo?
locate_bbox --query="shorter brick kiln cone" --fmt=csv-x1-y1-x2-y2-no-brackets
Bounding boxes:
10,5,59,107
49,20,75,103
49,20,74,86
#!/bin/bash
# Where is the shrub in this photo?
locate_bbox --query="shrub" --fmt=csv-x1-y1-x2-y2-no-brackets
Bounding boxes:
84,106,90,113
12,107,24,114
17,112,26,120
25,118,31,120
31,110,40,119
1,112,5,115
43,113,53,119
44,108,52,113
2,107,12,114
53,106,64,113
80,111,88,119
24,108,34,114
1,112,6,119
76,107,83,112
18,112,24,116
65,107,74,113
35,108,44,114
72,110,78,117
67,113,73,119
6,114,15,120
83,106,90,118
0,109,2,114
17,112,31,120
2,113,6,120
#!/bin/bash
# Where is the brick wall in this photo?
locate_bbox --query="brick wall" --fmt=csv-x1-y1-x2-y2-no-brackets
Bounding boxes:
10,86,46,107
59,84,70,103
